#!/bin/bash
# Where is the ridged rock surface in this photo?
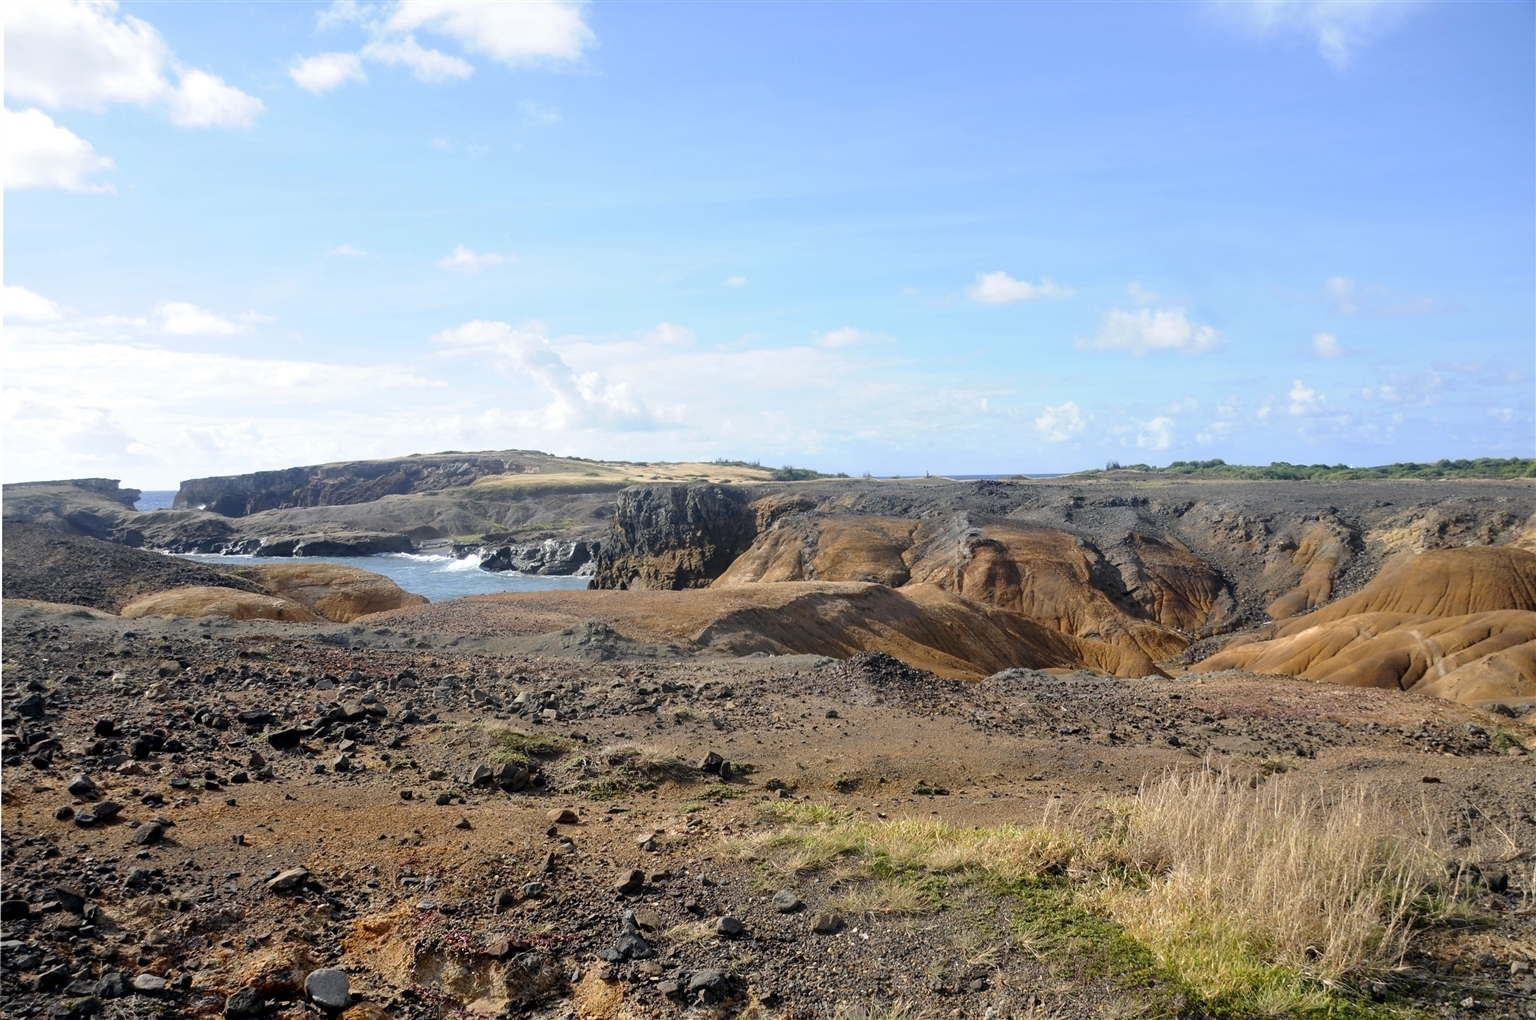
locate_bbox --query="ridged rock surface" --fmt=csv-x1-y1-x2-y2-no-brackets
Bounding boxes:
1194,547,1536,706
364,581,1162,679
224,562,427,622
120,585,324,623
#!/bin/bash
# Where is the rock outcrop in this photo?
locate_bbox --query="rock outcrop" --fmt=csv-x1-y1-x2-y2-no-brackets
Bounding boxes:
1194,547,1536,707
0,524,265,612
364,581,1163,678
175,452,539,516
476,539,600,576
222,562,427,622
120,586,325,623
589,486,757,590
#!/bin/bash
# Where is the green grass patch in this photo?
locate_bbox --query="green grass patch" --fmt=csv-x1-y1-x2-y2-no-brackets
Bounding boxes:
1490,731,1526,754
489,730,574,768
1088,456,1535,481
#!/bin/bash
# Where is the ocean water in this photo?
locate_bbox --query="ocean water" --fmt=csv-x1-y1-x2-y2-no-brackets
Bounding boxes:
136,490,178,511
180,552,590,603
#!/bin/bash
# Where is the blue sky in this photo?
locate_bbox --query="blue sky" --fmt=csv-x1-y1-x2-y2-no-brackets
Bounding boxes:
4,0,1532,488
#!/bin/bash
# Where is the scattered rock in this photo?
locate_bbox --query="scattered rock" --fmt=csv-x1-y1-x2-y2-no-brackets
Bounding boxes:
67,773,97,797
614,868,645,895
717,914,745,937
305,968,351,1010
133,973,168,993
547,807,579,825
224,986,263,1018
266,867,310,892
811,910,845,934
772,889,802,912
131,822,164,846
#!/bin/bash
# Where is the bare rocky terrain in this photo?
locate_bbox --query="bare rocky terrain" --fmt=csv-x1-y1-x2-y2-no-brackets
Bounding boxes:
2,604,1535,1020
5,461,1536,1019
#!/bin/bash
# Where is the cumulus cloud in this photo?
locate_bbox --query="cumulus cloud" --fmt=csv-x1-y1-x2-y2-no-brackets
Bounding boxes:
642,323,695,347
1136,416,1174,450
518,100,561,124
1034,401,1087,442
3,302,440,484
1287,379,1325,415
1325,275,1357,314
1,107,115,191
438,245,512,272
1126,281,1159,305
4,285,63,322
4,0,262,126
815,327,895,349
360,36,473,81
156,303,271,336
1077,307,1223,356
289,52,367,94
722,275,748,288
383,1,594,65
1312,332,1344,358
295,0,592,94
1211,0,1415,69
432,319,655,430
328,243,370,257
966,271,1071,305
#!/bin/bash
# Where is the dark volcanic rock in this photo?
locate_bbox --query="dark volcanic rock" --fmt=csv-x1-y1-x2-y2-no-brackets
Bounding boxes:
591,484,758,590
0,522,264,611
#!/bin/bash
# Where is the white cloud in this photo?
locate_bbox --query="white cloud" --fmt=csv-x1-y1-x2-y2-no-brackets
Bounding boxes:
966,271,1072,305
519,100,561,124
438,245,511,272
290,52,367,94
2,309,440,484
432,319,655,431
1287,379,1325,415
4,0,262,126
1,107,115,192
1136,417,1174,450
1126,281,1159,305
815,327,894,349
157,302,270,336
328,243,370,257
1212,0,1415,69
722,275,748,288
1034,401,1087,442
3,285,63,322
1325,275,1357,314
642,323,695,347
382,1,594,66
1077,307,1223,356
1488,407,1514,424
1312,332,1343,358
296,0,592,95
360,36,473,82
164,69,263,128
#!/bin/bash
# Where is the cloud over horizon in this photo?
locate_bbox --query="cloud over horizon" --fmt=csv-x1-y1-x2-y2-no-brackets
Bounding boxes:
1077,307,1224,356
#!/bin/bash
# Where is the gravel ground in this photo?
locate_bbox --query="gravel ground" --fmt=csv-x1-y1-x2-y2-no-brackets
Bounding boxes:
4,606,1536,1020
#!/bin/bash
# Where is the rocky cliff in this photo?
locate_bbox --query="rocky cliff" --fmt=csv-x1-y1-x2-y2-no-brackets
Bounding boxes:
589,485,758,589
591,476,1536,676
174,452,542,516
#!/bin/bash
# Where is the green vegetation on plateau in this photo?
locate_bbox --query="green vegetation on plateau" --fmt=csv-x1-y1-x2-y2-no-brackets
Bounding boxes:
1094,457,1535,481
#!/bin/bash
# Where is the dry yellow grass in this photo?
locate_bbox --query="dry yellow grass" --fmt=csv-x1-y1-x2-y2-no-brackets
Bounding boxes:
467,459,779,495
1104,769,1435,994
749,769,1443,1011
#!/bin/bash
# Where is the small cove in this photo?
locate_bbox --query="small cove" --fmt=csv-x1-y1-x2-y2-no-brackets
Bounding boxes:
179,552,590,603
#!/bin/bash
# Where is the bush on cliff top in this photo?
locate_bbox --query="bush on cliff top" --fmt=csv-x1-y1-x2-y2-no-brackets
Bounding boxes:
1094,457,1535,481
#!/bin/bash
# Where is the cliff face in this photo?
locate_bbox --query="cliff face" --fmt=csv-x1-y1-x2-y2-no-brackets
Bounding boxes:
589,485,758,590
175,453,533,516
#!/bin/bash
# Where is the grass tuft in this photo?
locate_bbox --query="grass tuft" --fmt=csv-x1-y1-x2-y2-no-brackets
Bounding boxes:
745,772,1445,1018
489,730,573,768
